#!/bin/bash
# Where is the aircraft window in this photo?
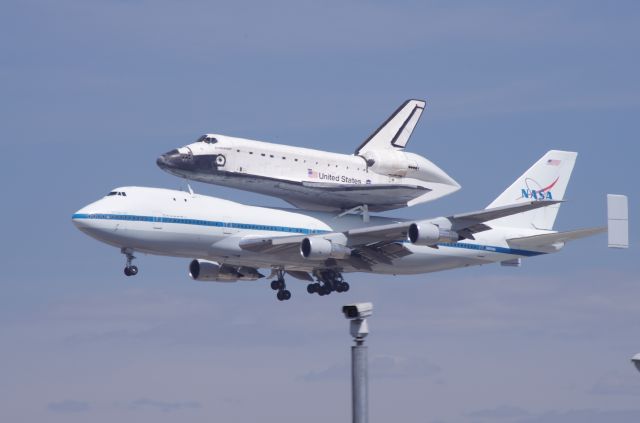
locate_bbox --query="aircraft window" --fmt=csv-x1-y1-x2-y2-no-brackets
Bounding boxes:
261,153,266,156
107,191,117,196
270,154,274,158
249,151,253,154
204,137,217,144
294,158,298,162
237,149,240,152
282,156,286,160
196,135,207,142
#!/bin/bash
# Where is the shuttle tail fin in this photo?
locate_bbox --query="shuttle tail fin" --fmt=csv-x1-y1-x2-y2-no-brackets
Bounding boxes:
355,99,425,155
485,150,577,230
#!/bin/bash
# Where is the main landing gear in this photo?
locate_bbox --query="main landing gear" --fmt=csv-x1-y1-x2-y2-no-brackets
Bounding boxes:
307,269,349,296
270,270,291,301
121,248,138,277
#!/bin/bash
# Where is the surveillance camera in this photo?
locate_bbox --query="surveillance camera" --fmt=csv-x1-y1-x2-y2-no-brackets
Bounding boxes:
632,353,640,372
342,302,373,320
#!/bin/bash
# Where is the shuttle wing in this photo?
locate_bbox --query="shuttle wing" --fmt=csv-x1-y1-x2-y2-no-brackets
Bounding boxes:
283,182,430,212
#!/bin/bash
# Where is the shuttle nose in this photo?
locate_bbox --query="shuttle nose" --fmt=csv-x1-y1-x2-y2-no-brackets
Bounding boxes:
157,149,180,169
157,148,198,174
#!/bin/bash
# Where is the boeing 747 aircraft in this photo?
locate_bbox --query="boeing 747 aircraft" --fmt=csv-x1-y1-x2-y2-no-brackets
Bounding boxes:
74,151,628,301
156,100,460,213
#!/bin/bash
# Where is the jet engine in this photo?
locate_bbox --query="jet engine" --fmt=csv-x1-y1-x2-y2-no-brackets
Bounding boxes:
188,259,263,282
361,150,411,177
408,221,459,246
300,237,351,260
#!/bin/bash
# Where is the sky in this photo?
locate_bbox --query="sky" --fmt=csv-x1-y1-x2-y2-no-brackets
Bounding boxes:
1,1,639,422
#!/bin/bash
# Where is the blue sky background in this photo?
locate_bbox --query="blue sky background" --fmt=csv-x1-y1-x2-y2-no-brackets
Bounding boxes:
1,1,639,422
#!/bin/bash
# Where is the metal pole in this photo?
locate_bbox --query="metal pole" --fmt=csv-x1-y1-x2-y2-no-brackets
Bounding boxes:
351,337,368,423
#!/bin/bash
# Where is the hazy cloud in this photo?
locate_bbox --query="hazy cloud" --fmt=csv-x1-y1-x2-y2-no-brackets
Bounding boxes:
302,355,441,381
516,409,640,423
126,398,201,413
589,372,640,396
47,400,90,413
467,405,531,419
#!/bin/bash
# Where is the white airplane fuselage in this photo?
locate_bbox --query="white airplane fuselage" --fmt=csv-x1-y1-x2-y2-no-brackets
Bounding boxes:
156,134,460,212
72,186,548,277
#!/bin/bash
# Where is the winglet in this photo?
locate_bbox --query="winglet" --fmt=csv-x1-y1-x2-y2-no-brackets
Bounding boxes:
607,194,629,248
355,99,426,154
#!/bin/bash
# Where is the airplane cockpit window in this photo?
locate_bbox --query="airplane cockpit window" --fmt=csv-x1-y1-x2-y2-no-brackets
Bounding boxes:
107,191,117,196
106,191,127,197
196,135,218,144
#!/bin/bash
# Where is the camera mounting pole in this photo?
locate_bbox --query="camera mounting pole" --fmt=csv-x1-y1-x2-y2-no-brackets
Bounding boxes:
342,303,372,423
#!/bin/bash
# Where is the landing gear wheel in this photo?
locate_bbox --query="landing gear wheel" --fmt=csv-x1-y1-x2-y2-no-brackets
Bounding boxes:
307,284,317,294
272,270,290,301
313,269,348,296
121,248,138,277
271,280,283,290
124,265,138,277
276,289,291,301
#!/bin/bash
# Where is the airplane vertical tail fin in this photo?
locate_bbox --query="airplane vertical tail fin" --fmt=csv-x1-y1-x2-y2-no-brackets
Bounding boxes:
486,150,577,230
355,99,425,155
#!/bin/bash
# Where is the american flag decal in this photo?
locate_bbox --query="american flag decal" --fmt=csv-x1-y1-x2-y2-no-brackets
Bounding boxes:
307,169,317,178
546,159,561,166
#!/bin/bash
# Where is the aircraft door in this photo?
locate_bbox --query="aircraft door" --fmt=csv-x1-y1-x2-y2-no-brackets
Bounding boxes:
152,214,163,230
222,215,237,236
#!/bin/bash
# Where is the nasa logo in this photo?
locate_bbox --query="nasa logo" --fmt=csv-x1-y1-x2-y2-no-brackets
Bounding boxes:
520,177,559,201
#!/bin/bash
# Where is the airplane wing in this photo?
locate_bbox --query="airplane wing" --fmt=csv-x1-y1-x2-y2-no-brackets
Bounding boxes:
239,200,560,268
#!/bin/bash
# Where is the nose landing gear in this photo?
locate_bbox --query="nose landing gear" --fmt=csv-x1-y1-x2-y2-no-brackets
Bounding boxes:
121,248,138,276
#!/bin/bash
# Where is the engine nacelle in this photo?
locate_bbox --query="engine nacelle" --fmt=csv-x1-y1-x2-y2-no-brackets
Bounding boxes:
408,221,459,246
300,237,351,260
361,149,411,177
188,259,263,282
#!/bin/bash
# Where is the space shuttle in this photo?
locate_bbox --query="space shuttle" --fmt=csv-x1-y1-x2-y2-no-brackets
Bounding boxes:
157,100,460,213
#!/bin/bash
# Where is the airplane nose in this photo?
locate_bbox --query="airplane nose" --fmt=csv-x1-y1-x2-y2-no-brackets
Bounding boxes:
71,207,92,230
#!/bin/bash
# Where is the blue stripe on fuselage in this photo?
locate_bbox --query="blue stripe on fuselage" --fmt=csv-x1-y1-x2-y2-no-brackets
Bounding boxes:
71,213,546,257
71,213,328,235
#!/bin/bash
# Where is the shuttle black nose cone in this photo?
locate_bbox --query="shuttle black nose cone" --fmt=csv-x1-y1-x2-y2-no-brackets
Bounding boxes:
157,149,184,171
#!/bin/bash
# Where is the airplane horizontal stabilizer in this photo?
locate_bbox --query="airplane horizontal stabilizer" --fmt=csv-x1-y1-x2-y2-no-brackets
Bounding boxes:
507,227,606,252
